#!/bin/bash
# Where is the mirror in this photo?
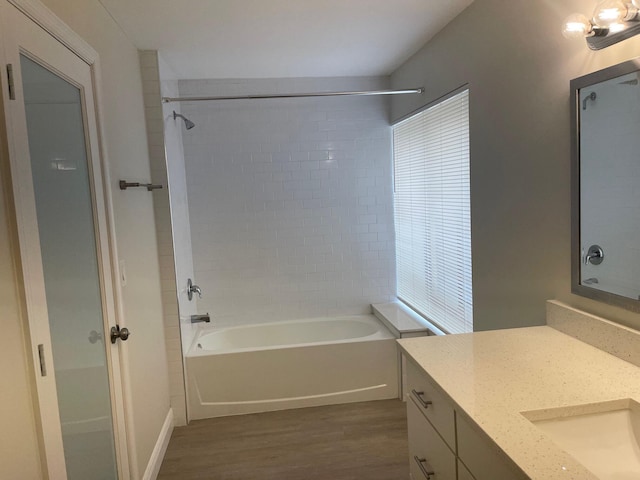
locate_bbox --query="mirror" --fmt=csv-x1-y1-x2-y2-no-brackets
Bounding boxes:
571,58,640,312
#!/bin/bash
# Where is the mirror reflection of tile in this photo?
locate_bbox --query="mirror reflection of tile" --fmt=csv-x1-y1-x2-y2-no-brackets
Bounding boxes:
578,70,640,301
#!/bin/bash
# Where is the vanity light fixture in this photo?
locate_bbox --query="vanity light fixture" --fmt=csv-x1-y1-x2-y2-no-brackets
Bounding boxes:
563,0,640,49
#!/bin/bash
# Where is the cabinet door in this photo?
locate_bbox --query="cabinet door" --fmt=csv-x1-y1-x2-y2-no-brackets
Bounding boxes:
458,460,476,480
407,397,456,480
457,412,526,480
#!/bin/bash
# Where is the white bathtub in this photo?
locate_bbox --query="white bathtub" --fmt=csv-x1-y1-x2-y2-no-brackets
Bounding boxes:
185,314,399,419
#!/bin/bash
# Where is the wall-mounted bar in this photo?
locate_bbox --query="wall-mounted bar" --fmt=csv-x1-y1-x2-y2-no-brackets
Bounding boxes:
162,87,424,103
119,180,163,192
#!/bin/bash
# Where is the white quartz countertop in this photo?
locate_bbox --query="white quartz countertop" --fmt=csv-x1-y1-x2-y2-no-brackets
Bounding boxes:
397,326,640,480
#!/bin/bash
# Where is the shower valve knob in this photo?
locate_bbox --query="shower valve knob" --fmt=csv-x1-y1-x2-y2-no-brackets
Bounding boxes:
187,278,202,301
585,245,604,265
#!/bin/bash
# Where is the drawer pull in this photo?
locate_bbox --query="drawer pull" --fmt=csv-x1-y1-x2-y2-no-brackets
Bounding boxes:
414,456,435,479
411,389,433,409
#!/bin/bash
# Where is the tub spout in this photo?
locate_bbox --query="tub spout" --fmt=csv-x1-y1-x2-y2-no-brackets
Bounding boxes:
190,313,210,324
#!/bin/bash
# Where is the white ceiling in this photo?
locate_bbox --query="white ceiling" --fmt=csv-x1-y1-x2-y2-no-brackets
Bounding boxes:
98,0,473,79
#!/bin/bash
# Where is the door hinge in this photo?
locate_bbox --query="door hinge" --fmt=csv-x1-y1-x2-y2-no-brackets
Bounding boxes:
38,343,47,377
37,344,47,376
6,64,15,100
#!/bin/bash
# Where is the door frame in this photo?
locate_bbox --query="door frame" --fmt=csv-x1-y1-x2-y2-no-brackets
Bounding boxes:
0,0,135,477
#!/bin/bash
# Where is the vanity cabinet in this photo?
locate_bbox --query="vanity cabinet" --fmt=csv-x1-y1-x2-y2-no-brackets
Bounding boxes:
457,461,475,480
407,398,456,480
406,359,526,480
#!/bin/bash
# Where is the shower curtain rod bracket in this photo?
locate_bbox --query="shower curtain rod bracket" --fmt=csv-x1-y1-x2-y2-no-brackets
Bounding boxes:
162,87,424,103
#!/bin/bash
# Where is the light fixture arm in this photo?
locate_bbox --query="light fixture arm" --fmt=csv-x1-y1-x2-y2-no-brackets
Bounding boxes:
563,1,640,50
587,21,640,49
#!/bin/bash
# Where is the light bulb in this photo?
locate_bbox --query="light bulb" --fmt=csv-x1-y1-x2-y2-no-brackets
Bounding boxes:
593,0,637,27
609,22,626,32
628,0,640,17
593,0,625,26
562,13,594,38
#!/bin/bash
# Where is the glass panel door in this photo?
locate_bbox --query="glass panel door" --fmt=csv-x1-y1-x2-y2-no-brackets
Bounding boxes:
20,54,118,480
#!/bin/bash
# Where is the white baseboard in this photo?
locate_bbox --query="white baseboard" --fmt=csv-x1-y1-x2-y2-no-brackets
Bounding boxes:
142,408,174,480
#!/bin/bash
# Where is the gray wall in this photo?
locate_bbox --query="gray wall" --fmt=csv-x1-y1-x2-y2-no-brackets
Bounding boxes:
391,0,640,331
0,97,42,479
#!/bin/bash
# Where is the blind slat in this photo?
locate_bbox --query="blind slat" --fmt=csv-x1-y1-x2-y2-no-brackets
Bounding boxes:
393,90,472,334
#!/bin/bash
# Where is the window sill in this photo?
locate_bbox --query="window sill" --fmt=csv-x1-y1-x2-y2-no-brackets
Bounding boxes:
372,301,445,338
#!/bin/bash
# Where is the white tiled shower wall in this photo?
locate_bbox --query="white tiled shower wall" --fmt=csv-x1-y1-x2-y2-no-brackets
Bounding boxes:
179,77,396,325
158,56,199,352
139,51,187,425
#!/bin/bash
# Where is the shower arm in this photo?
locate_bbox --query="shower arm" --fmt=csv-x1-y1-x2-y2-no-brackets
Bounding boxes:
173,110,196,129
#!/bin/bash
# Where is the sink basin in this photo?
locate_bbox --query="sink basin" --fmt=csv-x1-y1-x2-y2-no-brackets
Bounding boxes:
523,399,640,479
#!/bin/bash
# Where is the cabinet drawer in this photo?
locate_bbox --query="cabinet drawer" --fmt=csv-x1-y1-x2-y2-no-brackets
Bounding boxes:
407,396,456,480
457,412,526,480
406,359,456,449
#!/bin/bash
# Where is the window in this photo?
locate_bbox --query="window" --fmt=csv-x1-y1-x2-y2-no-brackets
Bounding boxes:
393,89,472,334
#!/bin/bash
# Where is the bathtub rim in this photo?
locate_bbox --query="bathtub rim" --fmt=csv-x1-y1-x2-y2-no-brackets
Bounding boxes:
186,313,395,357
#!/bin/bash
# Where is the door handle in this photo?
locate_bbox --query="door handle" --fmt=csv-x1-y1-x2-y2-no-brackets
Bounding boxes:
413,456,435,479
411,389,433,409
110,325,130,344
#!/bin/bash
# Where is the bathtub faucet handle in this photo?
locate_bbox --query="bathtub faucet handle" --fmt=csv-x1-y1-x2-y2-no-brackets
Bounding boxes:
187,278,202,300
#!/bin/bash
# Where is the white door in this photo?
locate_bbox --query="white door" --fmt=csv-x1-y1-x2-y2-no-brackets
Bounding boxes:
0,2,129,479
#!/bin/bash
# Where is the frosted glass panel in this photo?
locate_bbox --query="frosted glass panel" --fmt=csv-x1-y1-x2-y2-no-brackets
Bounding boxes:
21,55,117,479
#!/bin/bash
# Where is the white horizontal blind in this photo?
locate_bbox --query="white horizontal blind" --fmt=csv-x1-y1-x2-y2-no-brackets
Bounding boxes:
393,89,472,334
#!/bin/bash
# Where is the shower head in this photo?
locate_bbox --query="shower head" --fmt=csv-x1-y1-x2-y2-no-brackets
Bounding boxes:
173,110,195,130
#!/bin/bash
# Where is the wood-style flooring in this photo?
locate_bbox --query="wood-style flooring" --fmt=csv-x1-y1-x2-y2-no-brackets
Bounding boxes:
158,399,409,480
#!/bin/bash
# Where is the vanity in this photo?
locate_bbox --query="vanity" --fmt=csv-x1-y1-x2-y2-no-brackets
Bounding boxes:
398,301,640,480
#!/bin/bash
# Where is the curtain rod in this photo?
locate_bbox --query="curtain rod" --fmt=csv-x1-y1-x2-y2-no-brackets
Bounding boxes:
161,88,424,103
